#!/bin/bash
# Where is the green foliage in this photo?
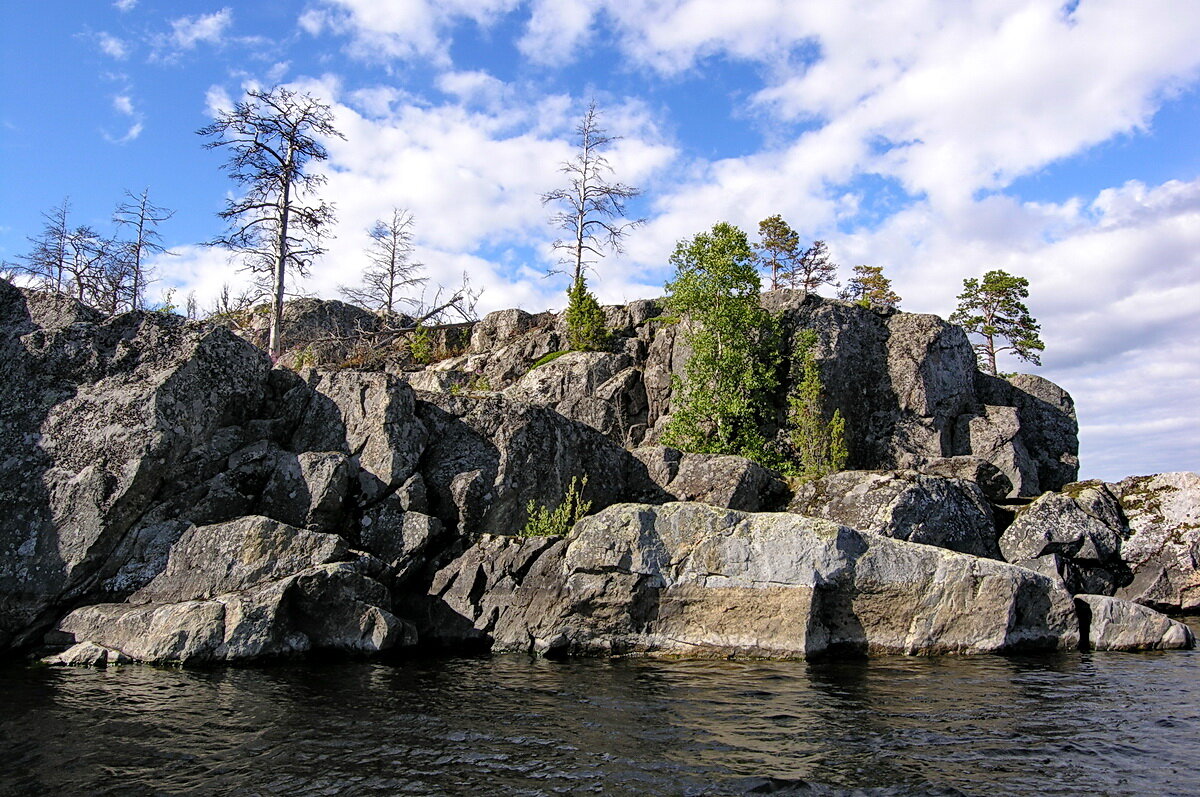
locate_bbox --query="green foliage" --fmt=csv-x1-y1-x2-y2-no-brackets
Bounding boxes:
949,269,1045,376
662,222,779,461
841,264,901,309
756,214,801,291
520,475,592,537
785,329,848,480
531,350,569,369
291,344,318,370
409,326,436,365
564,276,611,351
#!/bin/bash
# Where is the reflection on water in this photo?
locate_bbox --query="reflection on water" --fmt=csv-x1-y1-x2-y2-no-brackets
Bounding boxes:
2,641,1198,796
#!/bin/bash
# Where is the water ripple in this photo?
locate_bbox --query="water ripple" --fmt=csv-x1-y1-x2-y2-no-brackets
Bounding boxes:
1,642,1198,796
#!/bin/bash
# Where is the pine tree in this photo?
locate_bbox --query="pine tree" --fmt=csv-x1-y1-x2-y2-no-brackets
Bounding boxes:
756,214,800,291
840,264,901,309
950,269,1045,375
787,329,848,479
790,239,838,296
564,276,610,351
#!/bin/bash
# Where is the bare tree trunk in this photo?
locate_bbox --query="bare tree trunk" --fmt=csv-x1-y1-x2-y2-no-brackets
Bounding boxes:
269,158,293,360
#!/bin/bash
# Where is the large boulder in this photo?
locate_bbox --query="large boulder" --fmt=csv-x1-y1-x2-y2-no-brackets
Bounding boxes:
44,516,410,665
504,351,646,446
999,482,1133,595
419,502,1080,658
788,470,1001,559
412,392,664,538
1074,594,1194,651
1112,472,1200,612
633,446,789,512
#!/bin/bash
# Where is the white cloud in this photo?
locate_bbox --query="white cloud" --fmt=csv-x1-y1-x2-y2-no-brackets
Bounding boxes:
113,0,137,11
157,8,234,55
97,32,128,60
301,0,520,63
103,93,143,144
518,0,597,65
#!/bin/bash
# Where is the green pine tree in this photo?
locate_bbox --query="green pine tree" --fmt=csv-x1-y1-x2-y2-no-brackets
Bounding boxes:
950,269,1044,375
564,276,610,351
787,329,848,479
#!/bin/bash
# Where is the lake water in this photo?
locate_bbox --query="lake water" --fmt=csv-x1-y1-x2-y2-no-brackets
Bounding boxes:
2,629,1198,796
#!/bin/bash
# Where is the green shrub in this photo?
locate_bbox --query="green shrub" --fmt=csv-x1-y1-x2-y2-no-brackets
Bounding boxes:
784,329,848,480
531,350,569,369
564,277,611,351
520,475,592,537
409,326,436,365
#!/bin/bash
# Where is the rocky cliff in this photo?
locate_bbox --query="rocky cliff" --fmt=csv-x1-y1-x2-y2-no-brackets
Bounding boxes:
0,278,1192,666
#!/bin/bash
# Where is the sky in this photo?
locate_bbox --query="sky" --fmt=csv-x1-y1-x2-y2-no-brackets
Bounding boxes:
1,0,1197,482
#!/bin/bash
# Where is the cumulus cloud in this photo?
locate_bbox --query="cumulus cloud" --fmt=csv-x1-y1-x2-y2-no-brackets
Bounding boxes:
300,0,520,63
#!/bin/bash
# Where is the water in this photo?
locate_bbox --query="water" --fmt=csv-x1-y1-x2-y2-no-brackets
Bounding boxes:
2,641,1198,796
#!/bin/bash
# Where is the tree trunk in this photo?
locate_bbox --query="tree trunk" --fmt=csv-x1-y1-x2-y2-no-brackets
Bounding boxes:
268,153,293,361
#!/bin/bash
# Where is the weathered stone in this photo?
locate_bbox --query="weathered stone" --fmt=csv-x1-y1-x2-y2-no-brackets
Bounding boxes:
0,283,272,649
422,502,1080,659
44,641,133,667
260,450,352,530
633,446,789,512
470,309,542,352
234,297,394,367
1000,482,1133,595
293,370,428,502
1112,472,1200,612
1075,594,1194,651
45,517,410,665
503,351,644,444
413,392,661,537
788,470,1000,559
923,456,1014,503
955,405,1039,497
978,373,1080,493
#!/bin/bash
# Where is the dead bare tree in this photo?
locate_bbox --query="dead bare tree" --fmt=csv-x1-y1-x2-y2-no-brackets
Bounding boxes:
541,101,644,286
113,187,174,311
340,208,426,317
198,86,344,359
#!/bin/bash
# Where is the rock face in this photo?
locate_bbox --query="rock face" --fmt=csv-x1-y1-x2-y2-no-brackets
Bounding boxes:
0,280,271,650
445,291,1078,496
418,502,1080,658
1074,595,1194,652
788,470,1001,559
999,482,1134,596
45,517,409,665
1112,472,1200,612
1,279,1171,669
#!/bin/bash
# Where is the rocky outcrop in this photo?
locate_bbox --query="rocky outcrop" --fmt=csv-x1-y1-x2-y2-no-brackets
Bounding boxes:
0,280,272,649
44,516,410,665
788,470,1001,559
412,392,665,538
418,502,1080,658
1112,472,1200,612
999,481,1133,596
445,291,1078,496
1074,594,1194,651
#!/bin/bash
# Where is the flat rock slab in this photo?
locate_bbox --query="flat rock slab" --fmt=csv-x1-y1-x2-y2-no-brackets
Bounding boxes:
1075,594,1195,651
424,502,1080,659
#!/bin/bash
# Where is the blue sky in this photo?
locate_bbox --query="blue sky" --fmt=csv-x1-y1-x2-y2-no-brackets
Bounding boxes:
2,0,1198,482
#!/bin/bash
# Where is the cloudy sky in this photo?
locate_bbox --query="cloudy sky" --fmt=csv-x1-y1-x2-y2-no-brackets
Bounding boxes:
1,0,1197,481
